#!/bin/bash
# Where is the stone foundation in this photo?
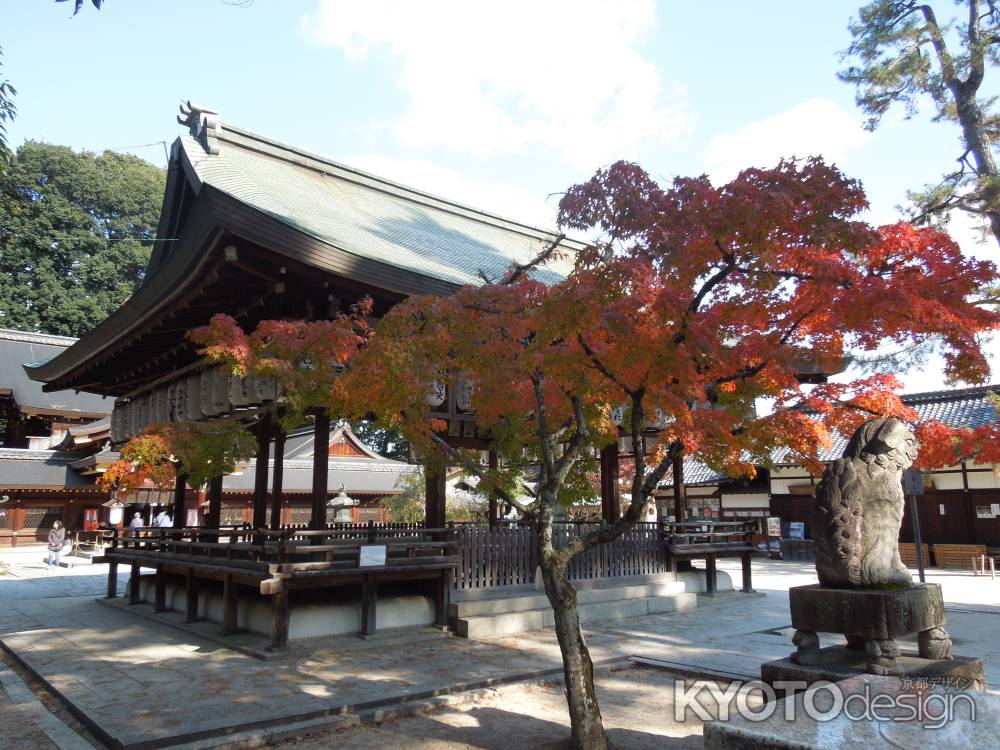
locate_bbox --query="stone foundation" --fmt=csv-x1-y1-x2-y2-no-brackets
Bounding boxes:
136,575,435,640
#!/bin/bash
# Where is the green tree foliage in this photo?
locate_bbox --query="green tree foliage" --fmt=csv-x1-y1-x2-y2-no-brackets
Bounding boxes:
0,142,165,335
841,1,1000,247
0,48,15,169
348,417,411,461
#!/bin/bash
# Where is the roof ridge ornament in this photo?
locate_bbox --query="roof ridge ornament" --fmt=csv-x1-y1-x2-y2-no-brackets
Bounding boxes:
178,100,221,155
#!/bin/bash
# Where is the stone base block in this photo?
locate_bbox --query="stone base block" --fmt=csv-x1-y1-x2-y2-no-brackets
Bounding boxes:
762,645,985,699
706,674,994,750
789,582,945,640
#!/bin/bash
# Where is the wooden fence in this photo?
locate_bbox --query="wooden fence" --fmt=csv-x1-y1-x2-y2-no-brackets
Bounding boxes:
452,521,667,590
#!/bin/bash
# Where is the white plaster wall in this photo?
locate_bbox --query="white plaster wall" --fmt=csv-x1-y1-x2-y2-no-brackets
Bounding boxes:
720,493,771,510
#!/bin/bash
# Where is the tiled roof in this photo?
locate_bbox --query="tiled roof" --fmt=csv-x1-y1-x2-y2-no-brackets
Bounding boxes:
0,329,112,416
902,384,1000,429
661,460,727,489
662,384,1000,486
177,122,582,287
0,449,97,487
223,459,419,495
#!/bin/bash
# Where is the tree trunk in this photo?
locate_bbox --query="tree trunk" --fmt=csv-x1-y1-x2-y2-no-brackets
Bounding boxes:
954,93,1000,245
537,524,609,750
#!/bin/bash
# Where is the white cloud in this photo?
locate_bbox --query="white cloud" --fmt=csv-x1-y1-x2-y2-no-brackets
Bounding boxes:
703,98,871,183
338,154,559,228
301,0,691,167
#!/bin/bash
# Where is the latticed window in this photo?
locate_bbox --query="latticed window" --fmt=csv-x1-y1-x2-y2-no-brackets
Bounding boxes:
357,506,387,523
23,507,62,529
220,507,246,526
289,507,313,525
0,509,8,529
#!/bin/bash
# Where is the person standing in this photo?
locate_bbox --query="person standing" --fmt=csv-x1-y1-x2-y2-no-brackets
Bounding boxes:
129,512,144,537
47,520,66,567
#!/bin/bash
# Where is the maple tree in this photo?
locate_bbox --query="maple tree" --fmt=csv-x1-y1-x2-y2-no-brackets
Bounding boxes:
336,157,998,749
99,432,175,498
100,420,257,502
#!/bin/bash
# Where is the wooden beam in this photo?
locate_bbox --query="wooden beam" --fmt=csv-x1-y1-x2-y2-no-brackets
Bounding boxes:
271,589,289,649
425,466,447,529
205,475,223,530
185,568,199,623
106,560,118,599
253,413,271,531
435,570,451,627
672,451,687,523
600,443,620,523
223,573,238,634
154,567,167,612
360,573,377,637
129,562,141,604
172,471,187,529
310,410,330,531
270,428,285,531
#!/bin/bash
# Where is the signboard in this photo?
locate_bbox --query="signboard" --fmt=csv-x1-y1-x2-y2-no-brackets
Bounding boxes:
788,522,806,540
358,545,387,568
767,517,782,537
902,470,924,496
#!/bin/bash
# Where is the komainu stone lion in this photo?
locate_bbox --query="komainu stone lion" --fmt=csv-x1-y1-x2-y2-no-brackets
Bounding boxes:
813,418,919,589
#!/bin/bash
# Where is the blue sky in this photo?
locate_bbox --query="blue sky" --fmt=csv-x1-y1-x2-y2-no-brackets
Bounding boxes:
4,0,999,391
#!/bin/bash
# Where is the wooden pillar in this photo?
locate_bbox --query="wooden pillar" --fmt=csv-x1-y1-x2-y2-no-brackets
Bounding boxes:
154,567,167,612
962,461,978,544
672,451,687,523
271,590,289,649
360,573,377,637
310,409,330,530
222,573,238,634
435,570,452,627
172,471,187,529
253,413,271,531
705,556,717,596
488,450,499,527
741,552,754,593
185,568,199,623
270,429,285,531
425,466,447,529
129,562,141,604
205,475,223,529
600,443,620,524
106,560,118,598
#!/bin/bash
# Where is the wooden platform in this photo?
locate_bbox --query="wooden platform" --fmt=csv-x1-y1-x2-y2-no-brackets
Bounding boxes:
104,526,457,648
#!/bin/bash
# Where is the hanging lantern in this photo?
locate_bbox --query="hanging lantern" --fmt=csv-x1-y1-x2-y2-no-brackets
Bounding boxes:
426,381,447,408
456,380,475,411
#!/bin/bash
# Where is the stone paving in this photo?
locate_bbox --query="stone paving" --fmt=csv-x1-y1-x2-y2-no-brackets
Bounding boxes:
1,547,998,749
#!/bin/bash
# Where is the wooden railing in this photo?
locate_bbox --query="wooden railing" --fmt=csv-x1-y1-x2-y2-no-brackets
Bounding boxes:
112,520,684,591
109,525,457,573
661,520,757,553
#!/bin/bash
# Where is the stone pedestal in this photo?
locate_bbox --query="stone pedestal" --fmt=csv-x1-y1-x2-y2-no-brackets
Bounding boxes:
762,646,985,698
787,583,954,676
